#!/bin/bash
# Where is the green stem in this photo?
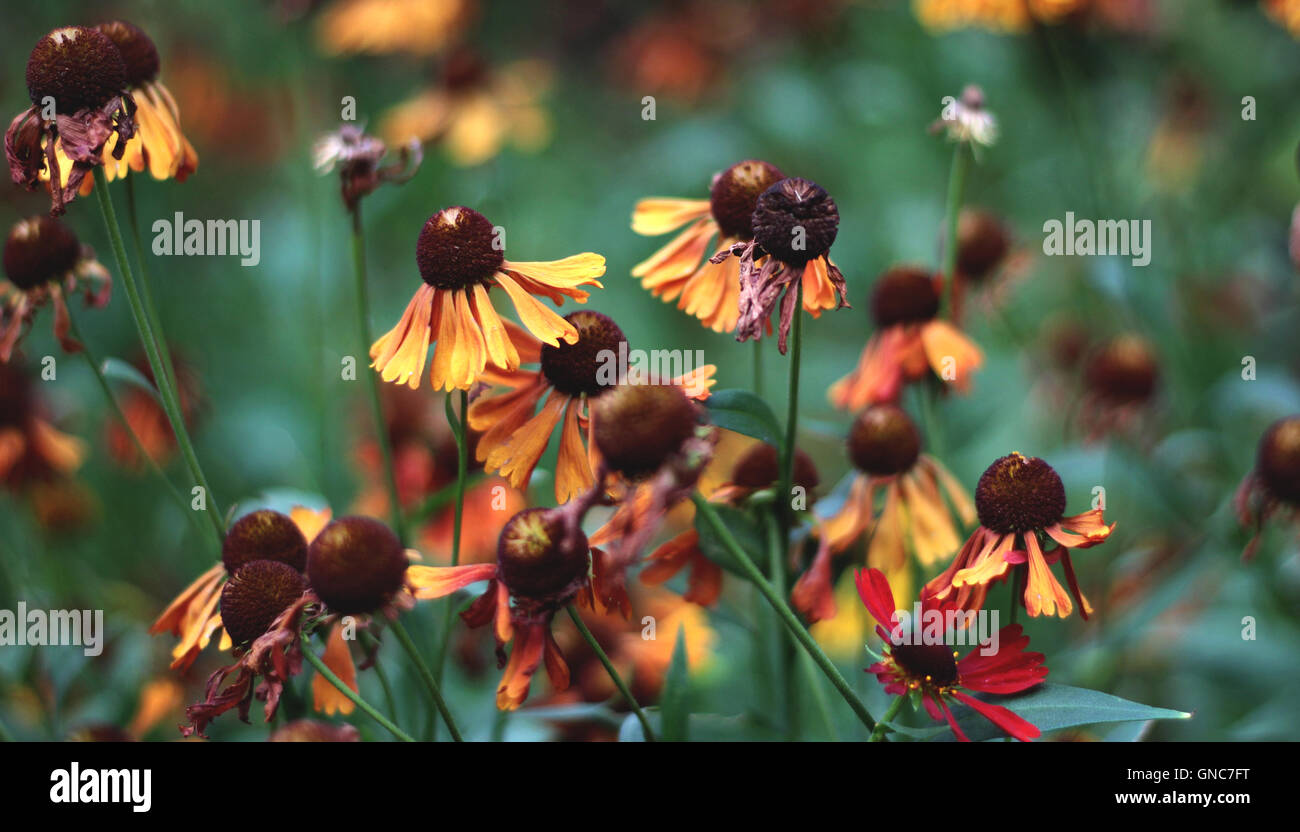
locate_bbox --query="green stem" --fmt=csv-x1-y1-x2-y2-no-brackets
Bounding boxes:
92,168,224,541
66,308,214,547
775,284,804,738
361,630,400,724
764,512,798,740
692,493,877,734
869,695,906,742
123,174,181,398
388,617,463,742
752,338,764,400
940,142,971,319
566,605,656,741
301,640,414,741
351,204,407,544
799,650,839,741
434,391,469,688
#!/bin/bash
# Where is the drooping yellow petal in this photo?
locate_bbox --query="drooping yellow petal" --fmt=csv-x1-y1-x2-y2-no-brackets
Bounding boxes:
484,390,567,490
631,198,712,236
371,284,436,388
311,621,357,716
555,396,594,503
471,283,519,372
494,271,578,347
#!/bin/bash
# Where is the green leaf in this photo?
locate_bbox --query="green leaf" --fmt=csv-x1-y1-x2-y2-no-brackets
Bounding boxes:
693,503,765,578
705,389,783,449
660,625,691,742
100,357,160,406
934,683,1191,743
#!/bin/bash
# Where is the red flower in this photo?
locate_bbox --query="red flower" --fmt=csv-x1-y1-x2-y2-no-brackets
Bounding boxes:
855,567,1047,742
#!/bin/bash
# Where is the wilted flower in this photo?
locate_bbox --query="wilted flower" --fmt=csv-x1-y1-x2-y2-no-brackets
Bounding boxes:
631,159,847,334
1,216,111,362
5,26,136,215
713,177,850,353
369,206,605,391
92,21,198,186
314,123,421,211
857,568,1047,742
925,453,1114,619
930,84,997,148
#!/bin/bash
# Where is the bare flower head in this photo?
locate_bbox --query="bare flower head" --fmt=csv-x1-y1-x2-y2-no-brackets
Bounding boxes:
314,123,422,211
932,84,997,147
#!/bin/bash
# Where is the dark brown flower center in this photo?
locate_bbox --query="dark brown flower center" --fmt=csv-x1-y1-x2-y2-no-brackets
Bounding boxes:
440,48,489,92
95,21,159,86
497,507,589,600
870,267,939,327
1083,335,1158,404
415,207,504,290
975,453,1067,534
25,26,128,113
751,177,839,266
709,159,785,239
847,404,920,476
592,383,698,479
956,209,1010,281
891,643,959,687
730,442,820,492
1256,417,1300,505
306,516,407,614
540,310,626,397
220,560,307,645
221,509,309,574
3,217,81,290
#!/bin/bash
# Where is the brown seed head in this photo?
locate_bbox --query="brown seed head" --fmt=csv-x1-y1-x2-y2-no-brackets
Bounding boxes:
709,159,785,239
974,453,1067,534
415,207,503,290
222,509,309,573
497,507,589,600
847,404,921,477
751,177,839,266
307,516,407,615
592,383,698,479
25,26,128,113
220,560,307,645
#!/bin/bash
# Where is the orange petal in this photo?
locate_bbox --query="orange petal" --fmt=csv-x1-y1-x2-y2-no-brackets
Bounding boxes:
495,271,578,347
484,390,567,490
920,319,984,393
407,562,498,599
554,396,594,503
311,621,358,716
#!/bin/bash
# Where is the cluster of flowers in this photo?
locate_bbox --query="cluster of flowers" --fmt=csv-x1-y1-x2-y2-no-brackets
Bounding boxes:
7,10,1300,743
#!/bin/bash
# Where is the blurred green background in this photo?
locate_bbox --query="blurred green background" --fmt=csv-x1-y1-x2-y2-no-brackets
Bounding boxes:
1,0,1298,741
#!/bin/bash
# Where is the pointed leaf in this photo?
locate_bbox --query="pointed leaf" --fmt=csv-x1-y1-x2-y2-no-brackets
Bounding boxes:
704,390,783,449
660,625,691,742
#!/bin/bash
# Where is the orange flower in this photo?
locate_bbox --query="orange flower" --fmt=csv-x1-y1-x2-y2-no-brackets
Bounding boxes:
104,348,202,471
632,160,842,333
408,507,593,710
317,0,475,56
468,310,715,503
0,362,86,491
150,506,330,671
90,21,197,188
796,405,973,622
369,206,605,392
1,217,111,362
380,50,551,167
829,266,982,410
925,453,1114,620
